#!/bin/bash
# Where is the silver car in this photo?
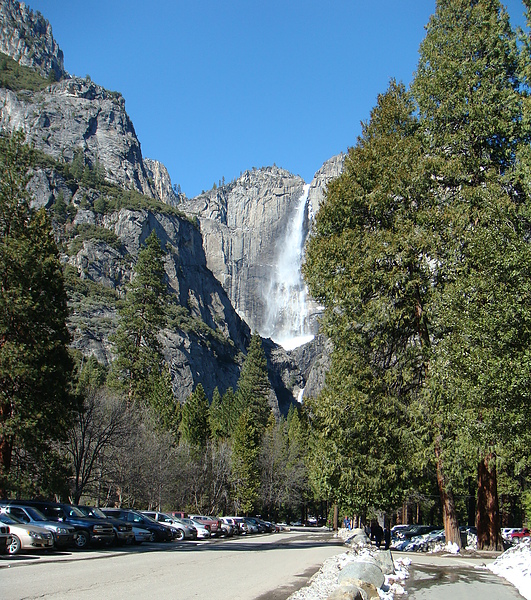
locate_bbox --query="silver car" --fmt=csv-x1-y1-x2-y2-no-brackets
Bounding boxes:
181,517,210,539
0,504,76,548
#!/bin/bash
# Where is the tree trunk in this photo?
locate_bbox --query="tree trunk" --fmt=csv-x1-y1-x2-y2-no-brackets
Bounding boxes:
435,445,461,547
476,453,503,551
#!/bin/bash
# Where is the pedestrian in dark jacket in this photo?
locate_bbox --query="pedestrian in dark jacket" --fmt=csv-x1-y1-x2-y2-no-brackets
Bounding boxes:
384,525,391,550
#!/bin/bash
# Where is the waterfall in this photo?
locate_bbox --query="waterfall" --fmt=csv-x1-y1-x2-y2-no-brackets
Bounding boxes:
262,183,315,350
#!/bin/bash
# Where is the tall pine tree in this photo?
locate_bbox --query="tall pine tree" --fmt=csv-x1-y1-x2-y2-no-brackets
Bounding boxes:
110,230,168,406
412,0,531,550
0,132,75,497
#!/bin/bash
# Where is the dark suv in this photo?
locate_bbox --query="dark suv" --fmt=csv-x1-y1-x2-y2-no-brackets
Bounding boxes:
101,509,173,542
76,505,134,546
8,500,114,549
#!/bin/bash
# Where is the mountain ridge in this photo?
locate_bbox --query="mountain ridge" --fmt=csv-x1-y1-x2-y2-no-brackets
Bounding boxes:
0,0,344,412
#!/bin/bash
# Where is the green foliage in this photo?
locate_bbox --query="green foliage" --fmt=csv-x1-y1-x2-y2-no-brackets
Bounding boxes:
0,51,51,91
109,231,167,403
68,223,123,255
231,408,260,514
522,490,531,527
180,384,210,448
235,334,272,440
63,264,119,304
303,1,531,541
147,368,181,435
303,82,429,512
0,131,76,495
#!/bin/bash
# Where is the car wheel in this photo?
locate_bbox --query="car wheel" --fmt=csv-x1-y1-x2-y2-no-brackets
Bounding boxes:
149,531,156,543
175,528,185,541
74,530,90,549
7,534,21,555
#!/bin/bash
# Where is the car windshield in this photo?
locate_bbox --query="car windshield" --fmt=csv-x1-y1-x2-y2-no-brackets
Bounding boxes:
14,506,47,521
65,506,85,517
89,507,107,519
158,514,173,523
0,514,23,524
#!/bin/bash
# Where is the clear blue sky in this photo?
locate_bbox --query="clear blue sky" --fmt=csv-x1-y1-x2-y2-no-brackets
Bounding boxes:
27,1,528,198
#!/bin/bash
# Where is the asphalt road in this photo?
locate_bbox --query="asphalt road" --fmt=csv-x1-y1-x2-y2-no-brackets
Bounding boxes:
0,529,345,600
402,551,525,599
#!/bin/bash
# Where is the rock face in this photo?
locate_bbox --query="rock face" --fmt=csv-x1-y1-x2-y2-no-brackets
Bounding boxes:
308,153,345,217
144,158,182,207
0,78,159,198
0,0,66,80
66,200,252,405
179,166,306,334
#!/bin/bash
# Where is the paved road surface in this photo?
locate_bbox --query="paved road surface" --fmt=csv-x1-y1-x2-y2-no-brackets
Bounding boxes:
0,529,345,600
402,551,525,599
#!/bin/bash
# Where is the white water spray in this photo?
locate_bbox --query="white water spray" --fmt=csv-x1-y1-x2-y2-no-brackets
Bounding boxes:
263,184,315,350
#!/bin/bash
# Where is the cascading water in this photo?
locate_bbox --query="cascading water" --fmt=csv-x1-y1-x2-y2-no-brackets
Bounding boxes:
262,183,315,350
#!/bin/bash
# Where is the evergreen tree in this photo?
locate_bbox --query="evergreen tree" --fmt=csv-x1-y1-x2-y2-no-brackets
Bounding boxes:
303,82,431,521
236,334,272,439
230,407,260,514
0,131,76,496
110,230,167,404
412,0,531,551
148,368,181,435
180,384,210,448
303,0,531,551
209,387,225,441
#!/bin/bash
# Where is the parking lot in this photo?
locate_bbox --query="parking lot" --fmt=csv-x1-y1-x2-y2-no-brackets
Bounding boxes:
0,528,345,600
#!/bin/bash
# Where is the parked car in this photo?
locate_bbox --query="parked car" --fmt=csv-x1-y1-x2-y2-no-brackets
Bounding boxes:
254,517,275,533
188,514,222,537
245,516,269,533
511,528,530,540
221,517,241,535
132,526,152,544
6,500,114,549
241,517,259,534
502,527,521,540
0,503,76,548
0,513,54,554
180,517,211,539
76,505,135,546
141,511,197,540
0,523,11,553
394,525,439,540
101,509,173,542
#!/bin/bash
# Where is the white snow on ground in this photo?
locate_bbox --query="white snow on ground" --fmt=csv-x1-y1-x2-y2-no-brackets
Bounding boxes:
288,529,531,600
288,529,410,600
488,539,531,600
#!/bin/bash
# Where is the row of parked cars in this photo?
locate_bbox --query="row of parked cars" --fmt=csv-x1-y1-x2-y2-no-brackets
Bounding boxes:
390,523,530,551
0,499,279,555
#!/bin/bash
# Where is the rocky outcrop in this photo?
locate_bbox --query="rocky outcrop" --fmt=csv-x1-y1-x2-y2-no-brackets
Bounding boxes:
0,78,159,197
65,201,252,405
180,166,306,334
0,0,66,80
308,152,345,218
144,158,182,207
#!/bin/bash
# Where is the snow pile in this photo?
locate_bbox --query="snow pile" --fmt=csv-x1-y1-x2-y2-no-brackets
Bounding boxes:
287,545,410,600
488,539,531,600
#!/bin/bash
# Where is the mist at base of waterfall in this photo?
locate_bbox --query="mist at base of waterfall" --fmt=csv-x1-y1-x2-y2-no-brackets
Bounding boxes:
274,334,315,351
